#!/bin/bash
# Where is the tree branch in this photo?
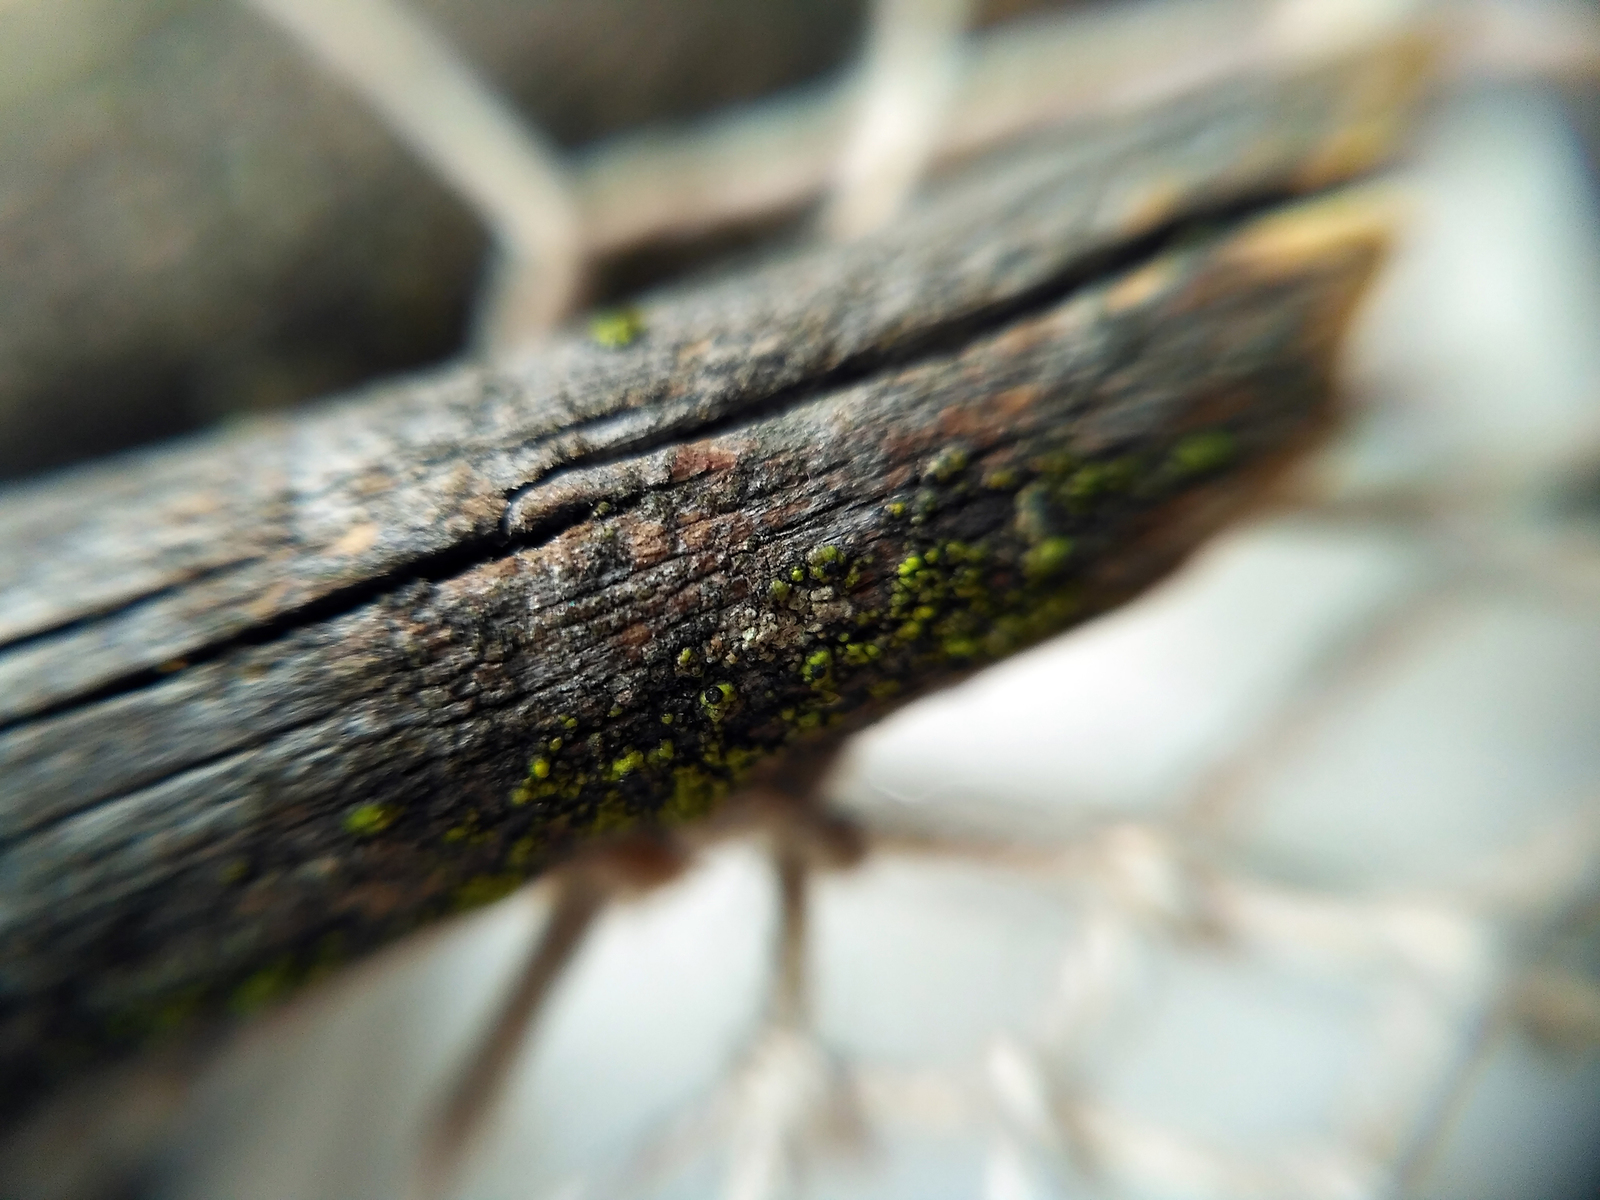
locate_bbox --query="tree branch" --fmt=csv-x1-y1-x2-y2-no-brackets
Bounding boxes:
0,46,1418,1132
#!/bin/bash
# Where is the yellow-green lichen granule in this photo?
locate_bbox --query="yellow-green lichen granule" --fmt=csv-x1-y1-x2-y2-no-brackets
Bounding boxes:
589,306,645,348
342,803,398,837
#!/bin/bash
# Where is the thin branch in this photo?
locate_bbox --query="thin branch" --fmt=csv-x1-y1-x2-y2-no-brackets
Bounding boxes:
245,0,584,350
819,0,973,240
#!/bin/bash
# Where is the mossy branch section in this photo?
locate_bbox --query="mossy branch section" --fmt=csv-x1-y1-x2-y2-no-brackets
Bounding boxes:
0,48,1415,1131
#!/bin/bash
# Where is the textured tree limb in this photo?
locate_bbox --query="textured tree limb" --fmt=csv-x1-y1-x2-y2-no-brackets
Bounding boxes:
0,47,1419,1132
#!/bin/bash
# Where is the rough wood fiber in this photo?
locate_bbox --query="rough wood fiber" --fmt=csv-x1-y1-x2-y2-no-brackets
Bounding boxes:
0,50,1414,1130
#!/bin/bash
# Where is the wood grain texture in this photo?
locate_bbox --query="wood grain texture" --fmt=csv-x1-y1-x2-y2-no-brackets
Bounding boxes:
0,49,1416,1130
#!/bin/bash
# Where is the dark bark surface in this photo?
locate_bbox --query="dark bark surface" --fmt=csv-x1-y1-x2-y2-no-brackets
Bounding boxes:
0,49,1418,1130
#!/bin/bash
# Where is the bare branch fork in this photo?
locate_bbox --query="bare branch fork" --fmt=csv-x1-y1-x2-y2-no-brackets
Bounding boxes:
245,0,978,354
243,0,1600,360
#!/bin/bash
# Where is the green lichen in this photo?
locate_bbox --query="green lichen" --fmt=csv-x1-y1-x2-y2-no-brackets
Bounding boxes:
879,530,1088,671
442,809,491,846
842,640,881,667
1168,430,1236,476
1013,481,1055,543
699,681,736,721
454,873,522,912
660,765,726,823
801,648,834,684
1023,536,1074,581
589,306,644,348
807,544,846,580
609,749,645,780
1062,458,1142,510
909,488,940,525
342,803,398,838
493,429,1245,876
512,751,593,806
924,446,970,483
588,793,638,837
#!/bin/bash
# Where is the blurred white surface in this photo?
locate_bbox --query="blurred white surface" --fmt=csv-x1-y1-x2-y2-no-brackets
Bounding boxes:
159,80,1600,1200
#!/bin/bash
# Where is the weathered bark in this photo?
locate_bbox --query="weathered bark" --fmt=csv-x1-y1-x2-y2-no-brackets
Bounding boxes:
0,48,1418,1130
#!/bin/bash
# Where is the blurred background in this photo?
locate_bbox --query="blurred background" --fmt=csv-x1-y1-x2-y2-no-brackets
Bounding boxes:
3,1,1600,1198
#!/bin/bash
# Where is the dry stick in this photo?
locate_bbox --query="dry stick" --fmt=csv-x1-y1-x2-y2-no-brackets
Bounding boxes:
414,745,848,1196
412,831,691,1198
411,870,607,1200
1389,868,1600,1198
0,48,1418,1143
1178,487,1600,840
414,806,831,1199
575,0,1278,256
244,0,1254,338
770,826,820,1034
1178,574,1456,833
571,0,1600,258
819,0,973,241
245,0,584,350
250,0,1254,350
